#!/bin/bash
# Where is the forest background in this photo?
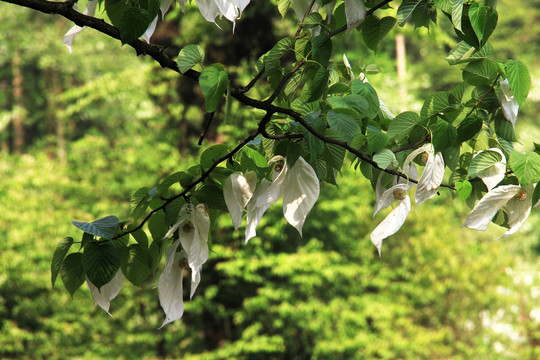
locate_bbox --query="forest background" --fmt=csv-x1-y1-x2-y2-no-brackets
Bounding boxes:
1,0,540,358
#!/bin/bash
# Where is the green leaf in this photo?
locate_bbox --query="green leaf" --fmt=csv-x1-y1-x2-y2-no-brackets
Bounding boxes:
157,172,184,196
199,64,229,113
303,13,324,28
165,198,187,227
51,237,74,287
366,125,388,153
421,92,451,119
494,111,518,142
61,252,85,297
312,35,333,67
434,0,452,13
130,228,149,249
148,210,167,242
468,150,502,178
468,3,497,46
362,16,396,51
509,151,540,186
462,59,500,86
72,215,119,240
265,37,294,71
177,44,205,74
343,94,369,117
446,41,492,65
195,184,227,211
350,80,379,119
200,144,229,170
455,180,473,201
432,118,457,152
83,242,121,289
451,0,463,31
105,0,126,27
118,7,151,44
277,0,291,17
121,244,150,286
324,129,346,170
243,146,268,168
505,60,531,105
327,109,361,144
148,238,165,273
373,149,397,169
397,0,422,27
456,116,483,144
388,111,420,140
129,187,154,222
308,67,329,101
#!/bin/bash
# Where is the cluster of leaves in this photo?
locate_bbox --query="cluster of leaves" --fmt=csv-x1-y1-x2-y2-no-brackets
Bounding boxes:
12,0,539,325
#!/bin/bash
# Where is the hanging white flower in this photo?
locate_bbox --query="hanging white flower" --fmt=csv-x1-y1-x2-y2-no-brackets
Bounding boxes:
223,171,257,231
86,269,123,316
158,242,187,328
245,156,319,243
345,0,367,32
62,0,98,54
158,203,210,327
196,0,250,27
370,183,411,256
498,78,519,127
462,184,534,238
474,148,507,191
403,143,444,206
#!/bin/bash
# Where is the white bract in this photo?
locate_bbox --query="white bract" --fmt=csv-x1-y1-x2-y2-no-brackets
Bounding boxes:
245,156,319,243
223,171,257,231
62,0,98,54
462,185,534,238
158,203,210,327
345,0,367,32
474,148,507,191
498,78,519,127
370,183,411,256
403,143,444,206
196,0,250,28
86,269,123,316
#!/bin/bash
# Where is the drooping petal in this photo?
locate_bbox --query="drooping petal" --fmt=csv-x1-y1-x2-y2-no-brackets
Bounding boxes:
476,148,506,191
196,0,221,24
86,269,123,316
141,16,158,43
158,241,185,327
462,185,521,231
415,152,445,205
173,0,185,13
500,185,534,238
345,0,367,32
62,0,98,53
181,204,210,299
282,156,320,236
499,78,519,127
224,171,257,231
245,156,288,244
374,183,409,216
370,195,411,256
162,203,192,240
403,143,433,171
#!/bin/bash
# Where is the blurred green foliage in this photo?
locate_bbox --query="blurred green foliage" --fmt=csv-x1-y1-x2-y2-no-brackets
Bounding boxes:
1,1,540,359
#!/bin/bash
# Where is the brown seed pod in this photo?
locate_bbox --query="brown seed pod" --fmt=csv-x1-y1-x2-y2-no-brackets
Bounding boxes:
393,189,406,200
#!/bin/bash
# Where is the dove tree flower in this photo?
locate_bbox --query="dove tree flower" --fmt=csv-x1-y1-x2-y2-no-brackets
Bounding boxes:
223,171,257,231
498,78,519,127
403,143,445,206
245,155,319,243
86,269,123,316
462,184,534,238
158,203,210,327
370,183,411,256
62,0,97,53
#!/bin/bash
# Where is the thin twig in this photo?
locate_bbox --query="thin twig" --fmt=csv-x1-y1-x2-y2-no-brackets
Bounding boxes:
295,0,317,38
198,111,215,145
